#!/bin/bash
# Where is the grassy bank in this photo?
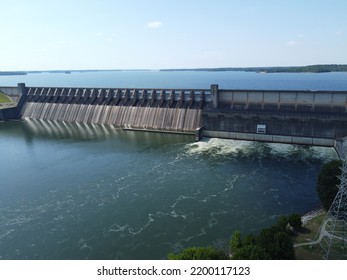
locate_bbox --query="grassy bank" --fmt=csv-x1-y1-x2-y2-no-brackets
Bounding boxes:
295,211,347,259
294,213,326,259
0,92,12,103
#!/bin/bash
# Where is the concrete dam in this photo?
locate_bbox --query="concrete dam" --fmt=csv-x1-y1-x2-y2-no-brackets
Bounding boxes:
1,83,347,153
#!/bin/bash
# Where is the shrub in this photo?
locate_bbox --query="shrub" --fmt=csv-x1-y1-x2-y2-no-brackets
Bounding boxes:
168,247,229,260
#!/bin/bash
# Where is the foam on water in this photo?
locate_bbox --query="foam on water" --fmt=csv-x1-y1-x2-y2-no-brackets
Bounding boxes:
186,137,338,162
186,138,252,156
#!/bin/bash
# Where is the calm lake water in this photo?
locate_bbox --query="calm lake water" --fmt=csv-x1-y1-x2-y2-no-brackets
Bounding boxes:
0,71,343,259
1,70,347,90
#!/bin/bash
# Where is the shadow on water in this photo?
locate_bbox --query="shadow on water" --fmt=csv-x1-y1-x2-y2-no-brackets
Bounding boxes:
0,119,194,147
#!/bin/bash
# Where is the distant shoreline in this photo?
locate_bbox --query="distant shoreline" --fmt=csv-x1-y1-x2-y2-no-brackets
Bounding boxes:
1,64,347,75
160,64,347,73
0,71,27,76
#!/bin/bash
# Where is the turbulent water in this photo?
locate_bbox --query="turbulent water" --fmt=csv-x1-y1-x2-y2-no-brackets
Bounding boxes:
0,71,344,259
0,120,337,260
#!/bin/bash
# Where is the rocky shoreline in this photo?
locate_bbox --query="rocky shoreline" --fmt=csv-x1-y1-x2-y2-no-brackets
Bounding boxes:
301,208,325,225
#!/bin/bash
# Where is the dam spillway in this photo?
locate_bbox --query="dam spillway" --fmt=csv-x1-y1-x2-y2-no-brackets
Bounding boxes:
21,87,208,134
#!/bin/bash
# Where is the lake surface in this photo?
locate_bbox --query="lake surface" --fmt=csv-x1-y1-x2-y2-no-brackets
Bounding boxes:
1,70,347,90
0,71,343,259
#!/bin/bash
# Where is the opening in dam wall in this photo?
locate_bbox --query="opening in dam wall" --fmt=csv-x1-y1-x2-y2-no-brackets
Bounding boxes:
20,87,208,133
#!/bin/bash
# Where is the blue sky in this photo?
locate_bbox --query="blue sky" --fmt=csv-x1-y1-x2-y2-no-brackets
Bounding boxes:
1,0,346,70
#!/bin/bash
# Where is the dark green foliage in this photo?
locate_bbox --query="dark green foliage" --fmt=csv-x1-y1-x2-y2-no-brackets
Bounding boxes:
230,219,296,260
167,247,229,260
229,231,242,252
257,226,295,259
317,160,342,210
277,214,302,231
272,232,296,259
243,234,256,246
232,244,270,260
257,226,280,248
287,214,302,230
277,215,290,229
168,215,299,260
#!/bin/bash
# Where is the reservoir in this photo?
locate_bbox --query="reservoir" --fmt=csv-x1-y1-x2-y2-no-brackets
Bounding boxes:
0,71,345,259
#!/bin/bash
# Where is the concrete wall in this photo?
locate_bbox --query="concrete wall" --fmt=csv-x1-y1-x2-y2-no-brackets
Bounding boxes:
202,110,347,140
0,84,27,121
0,86,20,96
218,89,347,113
204,130,336,146
0,107,20,120
201,85,347,144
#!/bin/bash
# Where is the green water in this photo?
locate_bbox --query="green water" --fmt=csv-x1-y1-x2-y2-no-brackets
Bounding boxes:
0,120,337,259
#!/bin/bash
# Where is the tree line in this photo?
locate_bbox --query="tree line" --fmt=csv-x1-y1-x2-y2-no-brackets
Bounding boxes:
168,213,301,260
160,64,347,73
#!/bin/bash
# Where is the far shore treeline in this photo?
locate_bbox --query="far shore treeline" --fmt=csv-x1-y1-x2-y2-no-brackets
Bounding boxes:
161,64,347,73
1,64,347,76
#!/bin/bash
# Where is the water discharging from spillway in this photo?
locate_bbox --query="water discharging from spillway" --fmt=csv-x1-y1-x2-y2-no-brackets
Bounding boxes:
20,87,207,133
21,102,202,133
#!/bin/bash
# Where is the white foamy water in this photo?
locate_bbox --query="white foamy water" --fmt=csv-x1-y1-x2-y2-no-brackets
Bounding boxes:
186,137,338,162
186,138,252,156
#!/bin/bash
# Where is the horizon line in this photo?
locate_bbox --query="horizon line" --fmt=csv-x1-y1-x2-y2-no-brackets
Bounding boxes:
1,63,347,73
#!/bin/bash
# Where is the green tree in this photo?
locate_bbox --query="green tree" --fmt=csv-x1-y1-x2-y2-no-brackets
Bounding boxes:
168,247,229,260
243,234,256,246
277,215,290,230
231,223,295,260
229,231,242,253
233,244,270,260
168,216,297,260
256,225,295,260
277,214,302,232
317,160,342,210
248,245,270,259
272,232,296,260
287,214,302,231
